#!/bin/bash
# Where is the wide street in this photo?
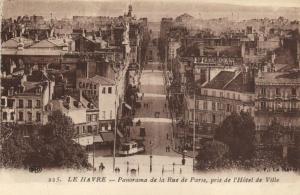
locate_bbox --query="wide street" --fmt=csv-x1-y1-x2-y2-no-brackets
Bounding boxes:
89,61,193,175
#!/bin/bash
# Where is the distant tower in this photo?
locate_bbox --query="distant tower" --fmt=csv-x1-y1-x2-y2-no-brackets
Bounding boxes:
127,3,133,17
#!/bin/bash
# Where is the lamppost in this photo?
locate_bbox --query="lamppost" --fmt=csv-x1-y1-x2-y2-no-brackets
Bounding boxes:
150,140,152,173
192,92,196,171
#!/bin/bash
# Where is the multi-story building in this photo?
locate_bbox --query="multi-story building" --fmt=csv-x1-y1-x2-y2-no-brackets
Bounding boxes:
77,75,117,130
1,70,55,133
255,71,300,144
184,69,255,146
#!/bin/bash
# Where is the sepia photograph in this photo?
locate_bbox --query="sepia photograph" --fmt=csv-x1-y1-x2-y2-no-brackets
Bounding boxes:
0,0,300,194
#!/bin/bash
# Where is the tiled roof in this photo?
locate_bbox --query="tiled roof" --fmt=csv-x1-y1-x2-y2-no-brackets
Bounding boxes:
202,71,235,89
27,70,49,82
202,70,254,93
2,37,34,48
224,72,255,93
89,75,115,85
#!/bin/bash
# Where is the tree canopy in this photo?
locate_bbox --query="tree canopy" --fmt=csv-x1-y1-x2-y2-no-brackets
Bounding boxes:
1,110,90,169
214,112,255,160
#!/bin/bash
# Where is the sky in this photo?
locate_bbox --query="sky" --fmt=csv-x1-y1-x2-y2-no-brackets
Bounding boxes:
1,0,300,21
6,0,299,8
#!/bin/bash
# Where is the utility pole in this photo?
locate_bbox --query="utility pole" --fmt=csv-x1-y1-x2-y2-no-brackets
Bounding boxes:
150,140,152,173
113,84,118,172
192,92,196,171
93,133,95,172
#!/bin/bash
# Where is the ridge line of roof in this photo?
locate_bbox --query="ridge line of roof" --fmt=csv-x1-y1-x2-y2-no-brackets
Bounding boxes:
222,71,241,90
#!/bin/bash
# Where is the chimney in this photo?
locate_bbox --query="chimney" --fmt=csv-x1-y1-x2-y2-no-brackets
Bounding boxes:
21,74,27,84
2,71,6,78
17,38,24,50
35,33,39,42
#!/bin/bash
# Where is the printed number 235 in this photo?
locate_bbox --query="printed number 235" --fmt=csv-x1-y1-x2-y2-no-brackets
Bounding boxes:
48,177,61,182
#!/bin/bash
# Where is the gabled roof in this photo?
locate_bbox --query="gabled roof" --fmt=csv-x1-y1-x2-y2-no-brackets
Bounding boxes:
202,71,235,89
224,72,254,93
2,37,33,48
203,71,254,93
89,75,115,85
30,38,68,48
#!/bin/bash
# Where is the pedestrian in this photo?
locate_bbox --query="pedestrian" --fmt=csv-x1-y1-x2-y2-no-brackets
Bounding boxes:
99,163,105,172
165,146,168,152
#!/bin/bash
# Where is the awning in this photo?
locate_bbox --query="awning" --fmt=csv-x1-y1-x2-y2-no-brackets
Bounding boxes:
100,132,115,142
124,103,132,110
94,135,104,143
73,135,104,146
73,135,93,146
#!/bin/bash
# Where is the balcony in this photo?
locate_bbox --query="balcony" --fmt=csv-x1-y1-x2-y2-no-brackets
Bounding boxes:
255,108,300,116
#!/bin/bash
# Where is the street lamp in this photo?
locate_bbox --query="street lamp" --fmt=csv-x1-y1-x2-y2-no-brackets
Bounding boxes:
149,140,152,173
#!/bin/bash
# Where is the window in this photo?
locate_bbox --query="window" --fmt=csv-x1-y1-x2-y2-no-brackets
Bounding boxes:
90,84,93,89
36,100,41,108
1,98,5,106
102,111,106,119
238,94,240,100
203,101,208,110
36,112,41,122
79,82,82,88
19,99,24,108
110,110,113,119
92,114,96,122
83,126,86,134
275,88,280,96
212,91,216,97
88,126,92,133
226,104,230,112
3,112,7,120
261,87,266,95
212,102,216,111
232,93,236,99
292,88,297,96
102,87,106,94
261,101,266,110
19,112,23,121
10,112,14,120
108,87,112,94
212,114,216,124
220,92,223,97
7,99,14,108
28,100,32,108
28,112,32,121
203,90,208,96
227,93,230,98
76,126,80,135
94,85,97,89
87,115,91,122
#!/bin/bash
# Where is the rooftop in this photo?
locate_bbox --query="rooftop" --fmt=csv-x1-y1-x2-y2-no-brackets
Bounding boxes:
86,75,115,85
202,71,235,89
256,71,300,85
202,70,254,93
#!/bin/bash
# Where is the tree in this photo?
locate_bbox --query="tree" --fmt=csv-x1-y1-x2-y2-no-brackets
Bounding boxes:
196,140,229,170
1,111,91,169
262,119,286,145
214,112,255,160
41,110,75,140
